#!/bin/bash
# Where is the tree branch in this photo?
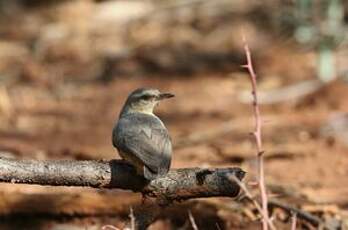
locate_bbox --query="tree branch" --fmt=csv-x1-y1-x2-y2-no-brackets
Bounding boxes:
0,157,245,201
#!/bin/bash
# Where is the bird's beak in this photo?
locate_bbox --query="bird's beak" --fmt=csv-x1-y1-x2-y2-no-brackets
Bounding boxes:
158,92,175,100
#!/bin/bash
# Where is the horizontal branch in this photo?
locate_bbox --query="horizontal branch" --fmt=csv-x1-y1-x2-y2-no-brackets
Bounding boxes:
0,157,245,201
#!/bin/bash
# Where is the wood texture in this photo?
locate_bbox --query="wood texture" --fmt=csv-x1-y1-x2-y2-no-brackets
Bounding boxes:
0,158,245,201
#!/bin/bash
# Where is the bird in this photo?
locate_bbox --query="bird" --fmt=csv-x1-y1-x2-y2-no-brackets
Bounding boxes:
112,88,174,180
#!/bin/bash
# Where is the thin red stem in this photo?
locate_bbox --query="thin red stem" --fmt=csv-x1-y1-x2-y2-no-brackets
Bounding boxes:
242,37,270,230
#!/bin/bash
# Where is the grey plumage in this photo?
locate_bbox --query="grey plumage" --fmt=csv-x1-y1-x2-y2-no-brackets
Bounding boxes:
112,88,174,180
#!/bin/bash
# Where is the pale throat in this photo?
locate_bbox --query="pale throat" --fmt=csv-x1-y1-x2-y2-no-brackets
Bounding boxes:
122,102,165,127
123,102,158,115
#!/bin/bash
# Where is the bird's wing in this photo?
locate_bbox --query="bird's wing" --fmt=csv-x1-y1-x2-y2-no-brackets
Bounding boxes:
113,114,172,176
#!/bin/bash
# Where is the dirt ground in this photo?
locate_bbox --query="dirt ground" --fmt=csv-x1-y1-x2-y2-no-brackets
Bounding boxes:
0,1,348,229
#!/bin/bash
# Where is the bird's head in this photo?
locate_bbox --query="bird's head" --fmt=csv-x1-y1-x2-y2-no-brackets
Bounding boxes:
121,88,174,115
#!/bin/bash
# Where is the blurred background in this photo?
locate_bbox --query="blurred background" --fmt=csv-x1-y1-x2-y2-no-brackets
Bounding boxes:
0,0,348,229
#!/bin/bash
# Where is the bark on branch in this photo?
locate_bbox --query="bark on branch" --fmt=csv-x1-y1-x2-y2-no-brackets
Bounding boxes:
0,157,245,201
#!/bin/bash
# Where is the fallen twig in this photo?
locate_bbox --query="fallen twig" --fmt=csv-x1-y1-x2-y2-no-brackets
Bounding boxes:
174,115,278,149
291,211,297,230
129,207,135,230
230,175,276,230
102,225,120,230
174,119,244,149
238,80,323,104
269,200,324,228
188,211,199,230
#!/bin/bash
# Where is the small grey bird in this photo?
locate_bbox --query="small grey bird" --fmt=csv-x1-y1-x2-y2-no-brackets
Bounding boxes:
112,88,174,180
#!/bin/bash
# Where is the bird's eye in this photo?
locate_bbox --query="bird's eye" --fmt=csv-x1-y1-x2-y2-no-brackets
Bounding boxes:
141,95,153,100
